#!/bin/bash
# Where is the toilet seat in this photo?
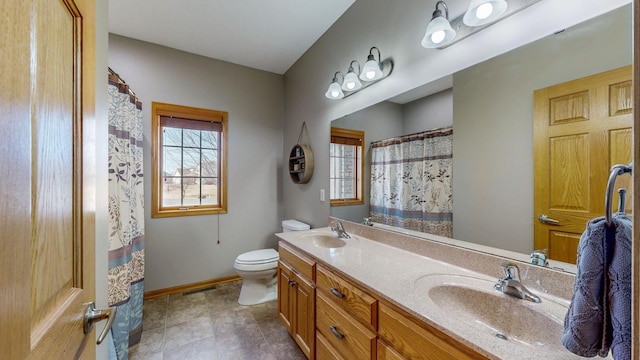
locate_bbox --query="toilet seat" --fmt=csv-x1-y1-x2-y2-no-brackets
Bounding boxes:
234,248,279,272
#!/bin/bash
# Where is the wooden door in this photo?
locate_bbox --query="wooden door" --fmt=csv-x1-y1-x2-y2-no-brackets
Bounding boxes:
534,66,633,263
0,0,97,358
293,273,315,359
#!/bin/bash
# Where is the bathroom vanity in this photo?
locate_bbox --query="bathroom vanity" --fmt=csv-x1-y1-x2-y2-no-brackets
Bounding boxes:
276,220,589,360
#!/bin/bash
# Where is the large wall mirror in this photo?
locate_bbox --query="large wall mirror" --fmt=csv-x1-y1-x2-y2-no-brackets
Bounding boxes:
330,4,633,273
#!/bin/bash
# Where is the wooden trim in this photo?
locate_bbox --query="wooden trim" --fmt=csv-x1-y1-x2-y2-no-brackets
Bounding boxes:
151,101,228,218
330,127,365,206
143,275,241,299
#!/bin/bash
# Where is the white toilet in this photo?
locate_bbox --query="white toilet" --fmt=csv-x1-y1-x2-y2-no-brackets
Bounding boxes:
234,219,310,305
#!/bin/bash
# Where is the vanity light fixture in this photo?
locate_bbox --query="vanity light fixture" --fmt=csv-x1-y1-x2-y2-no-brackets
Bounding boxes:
463,0,507,26
422,0,542,49
325,72,345,99
325,47,393,100
421,1,457,48
360,47,384,81
342,60,363,91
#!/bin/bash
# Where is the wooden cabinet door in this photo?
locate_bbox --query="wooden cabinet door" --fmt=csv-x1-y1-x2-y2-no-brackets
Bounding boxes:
533,66,633,263
277,261,295,334
293,273,316,359
377,340,406,360
0,0,98,358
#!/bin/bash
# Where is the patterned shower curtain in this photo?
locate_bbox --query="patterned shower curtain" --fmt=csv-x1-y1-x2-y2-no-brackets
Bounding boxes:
108,71,145,359
369,126,453,237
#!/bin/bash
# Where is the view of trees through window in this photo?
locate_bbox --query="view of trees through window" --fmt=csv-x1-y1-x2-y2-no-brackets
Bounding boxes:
161,125,219,207
152,102,227,217
330,127,364,206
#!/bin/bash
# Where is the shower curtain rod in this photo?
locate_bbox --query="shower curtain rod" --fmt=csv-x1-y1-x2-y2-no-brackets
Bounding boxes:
108,67,142,109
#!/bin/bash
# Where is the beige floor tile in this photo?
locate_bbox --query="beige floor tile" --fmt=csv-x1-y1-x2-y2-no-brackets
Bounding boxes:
135,281,303,359
164,316,214,350
163,335,219,360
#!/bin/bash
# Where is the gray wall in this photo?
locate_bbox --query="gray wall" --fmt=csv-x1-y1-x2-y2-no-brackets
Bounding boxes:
452,5,632,253
109,35,284,291
281,0,627,230
402,89,453,135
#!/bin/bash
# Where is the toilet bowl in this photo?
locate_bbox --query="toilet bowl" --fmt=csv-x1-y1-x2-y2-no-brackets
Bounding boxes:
234,219,310,305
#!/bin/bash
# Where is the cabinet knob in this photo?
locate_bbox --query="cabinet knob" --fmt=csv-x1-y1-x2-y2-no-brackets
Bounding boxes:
288,279,296,287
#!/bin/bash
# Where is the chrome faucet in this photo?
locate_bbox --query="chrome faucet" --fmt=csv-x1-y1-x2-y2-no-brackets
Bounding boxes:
331,220,351,239
530,249,549,267
494,262,541,303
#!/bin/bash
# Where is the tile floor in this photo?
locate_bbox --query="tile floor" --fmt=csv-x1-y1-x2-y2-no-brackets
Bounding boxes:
130,280,306,360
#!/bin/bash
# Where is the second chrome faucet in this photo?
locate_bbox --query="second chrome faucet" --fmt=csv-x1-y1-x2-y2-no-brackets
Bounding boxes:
494,262,541,303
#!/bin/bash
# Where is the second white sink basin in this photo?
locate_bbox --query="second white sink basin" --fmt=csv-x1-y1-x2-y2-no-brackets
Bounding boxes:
414,274,569,351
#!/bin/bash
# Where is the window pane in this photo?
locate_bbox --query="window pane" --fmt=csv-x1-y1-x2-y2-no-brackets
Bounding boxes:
182,148,201,174
163,127,182,147
163,147,181,175
201,179,218,205
201,131,217,150
183,129,201,148
202,149,217,177
162,177,182,207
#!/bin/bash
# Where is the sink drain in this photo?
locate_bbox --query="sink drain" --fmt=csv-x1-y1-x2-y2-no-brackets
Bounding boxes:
495,333,508,340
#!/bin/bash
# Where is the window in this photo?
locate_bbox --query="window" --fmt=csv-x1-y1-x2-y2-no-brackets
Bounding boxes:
151,102,227,217
330,127,364,206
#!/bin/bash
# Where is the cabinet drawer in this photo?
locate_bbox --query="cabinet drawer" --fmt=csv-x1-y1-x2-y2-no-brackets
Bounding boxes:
279,241,315,281
378,303,483,360
316,332,346,360
316,292,376,360
316,265,377,329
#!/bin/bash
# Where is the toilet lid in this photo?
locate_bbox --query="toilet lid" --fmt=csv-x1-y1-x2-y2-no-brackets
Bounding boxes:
235,248,279,265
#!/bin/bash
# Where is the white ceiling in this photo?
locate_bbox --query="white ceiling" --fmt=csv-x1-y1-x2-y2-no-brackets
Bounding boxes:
108,0,356,75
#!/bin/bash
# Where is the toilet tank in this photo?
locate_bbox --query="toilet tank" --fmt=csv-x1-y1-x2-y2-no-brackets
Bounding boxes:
282,219,310,232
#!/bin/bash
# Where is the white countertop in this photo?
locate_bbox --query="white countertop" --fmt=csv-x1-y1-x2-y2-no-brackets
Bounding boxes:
276,227,597,360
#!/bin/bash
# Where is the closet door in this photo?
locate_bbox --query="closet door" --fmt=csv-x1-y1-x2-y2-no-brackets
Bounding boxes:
0,0,98,358
533,66,633,263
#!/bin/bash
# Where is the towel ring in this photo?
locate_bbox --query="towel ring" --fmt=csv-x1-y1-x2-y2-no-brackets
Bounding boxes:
604,163,632,226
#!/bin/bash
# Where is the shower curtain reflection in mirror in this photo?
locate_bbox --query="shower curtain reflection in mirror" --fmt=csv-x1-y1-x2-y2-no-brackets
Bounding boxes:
369,126,453,237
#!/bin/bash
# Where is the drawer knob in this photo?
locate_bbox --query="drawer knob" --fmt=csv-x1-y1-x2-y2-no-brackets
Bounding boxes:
330,288,345,299
330,325,345,340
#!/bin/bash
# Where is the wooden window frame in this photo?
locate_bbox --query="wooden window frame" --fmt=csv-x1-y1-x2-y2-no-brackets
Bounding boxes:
330,127,365,206
151,102,228,218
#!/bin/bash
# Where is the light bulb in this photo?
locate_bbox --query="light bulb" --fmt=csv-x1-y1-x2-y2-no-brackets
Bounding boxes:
431,30,446,44
476,3,493,19
365,71,376,80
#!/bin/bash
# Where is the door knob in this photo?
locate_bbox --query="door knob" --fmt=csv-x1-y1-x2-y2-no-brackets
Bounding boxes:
538,214,560,225
83,302,117,345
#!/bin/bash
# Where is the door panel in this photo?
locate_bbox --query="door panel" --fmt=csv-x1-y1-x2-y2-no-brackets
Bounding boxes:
534,66,633,263
0,0,97,358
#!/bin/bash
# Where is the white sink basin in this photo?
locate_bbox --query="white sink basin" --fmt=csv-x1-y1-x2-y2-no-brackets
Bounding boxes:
414,274,569,351
296,234,347,248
